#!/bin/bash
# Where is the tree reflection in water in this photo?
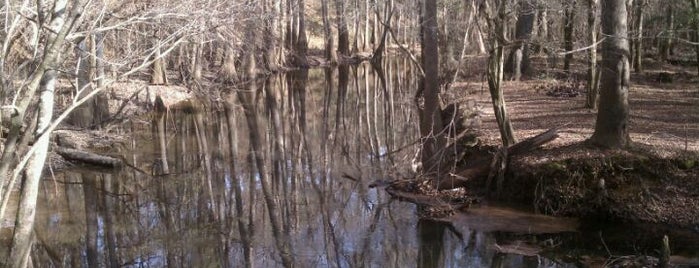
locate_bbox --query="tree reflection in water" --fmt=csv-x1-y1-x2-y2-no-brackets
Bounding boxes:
15,60,640,267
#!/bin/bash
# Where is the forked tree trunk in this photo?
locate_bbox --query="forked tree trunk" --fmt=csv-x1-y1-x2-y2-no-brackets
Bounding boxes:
586,0,600,109
589,0,631,148
488,0,517,147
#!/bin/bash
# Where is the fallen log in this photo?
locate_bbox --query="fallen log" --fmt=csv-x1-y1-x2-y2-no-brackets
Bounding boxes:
55,146,122,168
437,127,559,190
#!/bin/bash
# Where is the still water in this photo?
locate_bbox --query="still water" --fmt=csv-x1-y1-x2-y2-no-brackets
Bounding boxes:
16,60,699,267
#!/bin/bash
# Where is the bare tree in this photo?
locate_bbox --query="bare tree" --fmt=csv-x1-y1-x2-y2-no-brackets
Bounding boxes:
586,0,600,109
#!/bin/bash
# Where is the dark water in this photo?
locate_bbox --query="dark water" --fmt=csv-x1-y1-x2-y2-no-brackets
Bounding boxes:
12,60,699,267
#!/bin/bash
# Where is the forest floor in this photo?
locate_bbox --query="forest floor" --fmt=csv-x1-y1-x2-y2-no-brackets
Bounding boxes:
435,55,699,228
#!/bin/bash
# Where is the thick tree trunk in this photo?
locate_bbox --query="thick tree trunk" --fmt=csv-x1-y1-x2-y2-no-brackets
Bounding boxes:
150,38,168,85
586,0,600,109
506,0,536,81
589,0,631,148
563,0,576,73
335,0,350,57
294,0,309,67
419,0,445,176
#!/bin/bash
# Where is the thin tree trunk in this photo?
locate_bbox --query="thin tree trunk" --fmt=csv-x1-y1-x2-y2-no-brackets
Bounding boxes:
586,0,600,109
659,5,674,62
632,0,644,72
691,0,699,75
488,0,517,147
321,0,336,63
563,0,576,73
589,0,631,148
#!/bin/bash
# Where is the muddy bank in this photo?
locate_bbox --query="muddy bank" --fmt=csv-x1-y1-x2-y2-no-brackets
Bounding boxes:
478,145,699,229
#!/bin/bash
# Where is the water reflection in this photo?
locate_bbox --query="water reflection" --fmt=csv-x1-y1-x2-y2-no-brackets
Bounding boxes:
17,60,699,267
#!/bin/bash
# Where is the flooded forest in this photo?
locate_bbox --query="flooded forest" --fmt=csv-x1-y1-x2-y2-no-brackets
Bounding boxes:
0,0,698,267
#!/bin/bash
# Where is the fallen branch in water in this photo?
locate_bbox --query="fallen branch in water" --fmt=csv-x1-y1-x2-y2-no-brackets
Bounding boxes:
55,147,122,168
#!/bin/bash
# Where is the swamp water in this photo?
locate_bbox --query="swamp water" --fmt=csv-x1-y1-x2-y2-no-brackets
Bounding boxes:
7,60,699,267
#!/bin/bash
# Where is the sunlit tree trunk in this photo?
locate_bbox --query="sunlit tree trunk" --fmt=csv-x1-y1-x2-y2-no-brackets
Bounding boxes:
7,0,85,265
632,0,644,72
586,0,600,109
589,0,631,148
488,0,517,147
150,38,168,85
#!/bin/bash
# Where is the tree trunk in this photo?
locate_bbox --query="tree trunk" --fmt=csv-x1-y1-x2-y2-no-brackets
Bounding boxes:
335,0,350,57
418,0,445,176
659,5,674,62
321,0,336,63
505,0,536,81
8,69,56,268
536,8,549,54
632,0,644,72
563,0,576,73
691,0,699,75
589,0,631,148
488,0,517,147
150,38,168,85
68,40,94,127
586,0,600,109
295,0,309,67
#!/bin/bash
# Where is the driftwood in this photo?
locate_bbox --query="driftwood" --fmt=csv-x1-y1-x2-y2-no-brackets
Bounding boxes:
437,127,559,190
55,147,122,168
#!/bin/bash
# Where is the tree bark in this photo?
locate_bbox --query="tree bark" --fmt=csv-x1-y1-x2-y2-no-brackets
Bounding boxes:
418,0,445,176
505,0,536,81
632,0,644,72
150,38,168,85
294,0,309,67
659,5,674,62
321,0,336,63
586,0,600,109
563,0,576,73
335,0,350,57
589,0,631,148
691,0,699,75
487,0,517,147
